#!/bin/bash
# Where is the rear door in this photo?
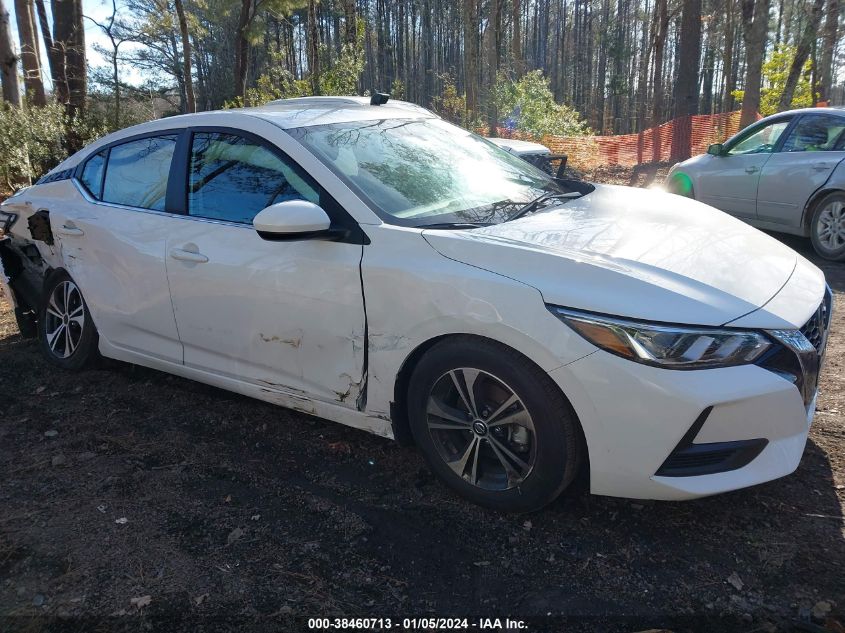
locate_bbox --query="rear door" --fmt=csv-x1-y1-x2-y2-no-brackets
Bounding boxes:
54,133,183,362
163,128,367,407
696,117,792,219
756,113,845,227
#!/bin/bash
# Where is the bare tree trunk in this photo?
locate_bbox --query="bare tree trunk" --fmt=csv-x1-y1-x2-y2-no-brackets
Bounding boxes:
234,0,252,98
174,0,195,112
0,0,20,106
722,0,736,111
463,0,478,120
34,0,64,102
740,0,771,127
817,0,839,103
52,0,85,116
307,0,320,95
777,0,825,109
486,0,500,135
512,0,522,74
14,0,45,105
342,0,356,45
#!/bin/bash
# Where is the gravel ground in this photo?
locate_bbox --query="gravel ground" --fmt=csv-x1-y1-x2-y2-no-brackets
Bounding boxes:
0,182,843,633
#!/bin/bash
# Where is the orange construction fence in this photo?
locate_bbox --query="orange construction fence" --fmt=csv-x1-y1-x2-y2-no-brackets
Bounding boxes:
496,110,759,169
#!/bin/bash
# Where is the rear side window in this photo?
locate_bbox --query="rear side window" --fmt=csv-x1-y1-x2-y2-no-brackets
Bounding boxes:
102,135,178,210
780,115,845,152
187,132,319,224
80,150,106,198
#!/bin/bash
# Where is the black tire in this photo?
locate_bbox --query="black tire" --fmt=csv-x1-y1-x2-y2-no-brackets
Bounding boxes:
38,269,99,370
809,191,845,262
407,336,583,512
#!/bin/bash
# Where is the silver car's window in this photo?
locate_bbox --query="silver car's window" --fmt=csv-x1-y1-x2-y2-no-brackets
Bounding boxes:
102,135,178,211
726,120,791,155
780,115,845,152
188,132,319,225
289,118,561,227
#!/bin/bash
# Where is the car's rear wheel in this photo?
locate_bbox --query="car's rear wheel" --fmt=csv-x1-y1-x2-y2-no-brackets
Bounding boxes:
810,192,845,262
407,337,582,512
38,270,99,370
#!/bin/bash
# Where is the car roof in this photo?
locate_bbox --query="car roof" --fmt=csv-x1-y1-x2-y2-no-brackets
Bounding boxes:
246,96,437,128
758,106,845,122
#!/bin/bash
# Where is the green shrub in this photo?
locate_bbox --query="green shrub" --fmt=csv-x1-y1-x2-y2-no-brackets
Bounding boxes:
493,70,591,137
0,102,106,190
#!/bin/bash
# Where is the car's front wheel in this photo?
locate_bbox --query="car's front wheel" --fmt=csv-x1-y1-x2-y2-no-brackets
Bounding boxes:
38,270,99,370
407,337,583,512
810,192,845,262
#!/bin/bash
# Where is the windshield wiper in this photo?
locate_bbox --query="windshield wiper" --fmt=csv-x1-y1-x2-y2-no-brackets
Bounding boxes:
506,190,583,222
418,222,489,230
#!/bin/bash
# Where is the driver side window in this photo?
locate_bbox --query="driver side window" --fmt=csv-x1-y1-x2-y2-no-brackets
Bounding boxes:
188,132,319,224
727,120,791,155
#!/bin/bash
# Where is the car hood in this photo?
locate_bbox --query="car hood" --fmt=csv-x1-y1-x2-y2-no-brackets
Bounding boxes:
423,184,823,327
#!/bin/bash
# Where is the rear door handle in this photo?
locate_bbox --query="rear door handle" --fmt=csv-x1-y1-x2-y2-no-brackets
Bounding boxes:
812,163,832,171
745,166,759,174
57,224,84,237
169,248,208,264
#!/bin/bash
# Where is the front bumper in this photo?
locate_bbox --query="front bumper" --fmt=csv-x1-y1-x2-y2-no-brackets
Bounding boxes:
551,289,832,500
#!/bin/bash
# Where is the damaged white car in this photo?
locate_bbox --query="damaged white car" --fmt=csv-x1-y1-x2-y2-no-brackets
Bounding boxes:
0,96,832,511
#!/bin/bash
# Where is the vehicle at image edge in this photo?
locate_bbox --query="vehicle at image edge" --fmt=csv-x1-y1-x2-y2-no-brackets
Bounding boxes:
0,95,833,512
666,107,845,261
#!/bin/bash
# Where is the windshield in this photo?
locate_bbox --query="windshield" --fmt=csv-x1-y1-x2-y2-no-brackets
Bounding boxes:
288,118,572,227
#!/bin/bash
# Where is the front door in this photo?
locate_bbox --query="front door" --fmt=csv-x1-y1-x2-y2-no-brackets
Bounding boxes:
757,114,845,226
164,130,367,406
696,117,792,219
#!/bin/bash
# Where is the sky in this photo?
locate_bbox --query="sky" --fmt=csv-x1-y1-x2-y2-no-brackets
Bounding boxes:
5,0,145,88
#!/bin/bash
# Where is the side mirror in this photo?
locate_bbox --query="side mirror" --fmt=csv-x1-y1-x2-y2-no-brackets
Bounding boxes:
253,200,342,241
707,143,725,156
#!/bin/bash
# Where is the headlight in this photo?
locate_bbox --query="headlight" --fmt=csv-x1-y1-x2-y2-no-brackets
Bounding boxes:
549,307,771,369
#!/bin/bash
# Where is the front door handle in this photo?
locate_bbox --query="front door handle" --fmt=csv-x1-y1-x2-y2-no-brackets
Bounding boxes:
169,248,208,264
57,224,84,237
812,163,832,171
745,166,759,174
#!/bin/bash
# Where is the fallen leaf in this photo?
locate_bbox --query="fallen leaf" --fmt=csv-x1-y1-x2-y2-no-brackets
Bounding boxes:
727,572,744,591
522,520,532,531
812,600,832,620
227,527,244,545
115,517,128,525
224,495,232,503
130,595,151,609
251,514,261,521
43,430,58,438
473,561,491,567
35,386,46,394
194,593,209,606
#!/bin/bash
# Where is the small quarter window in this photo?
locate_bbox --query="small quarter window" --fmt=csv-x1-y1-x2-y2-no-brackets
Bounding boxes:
102,135,178,210
187,132,319,224
80,150,107,198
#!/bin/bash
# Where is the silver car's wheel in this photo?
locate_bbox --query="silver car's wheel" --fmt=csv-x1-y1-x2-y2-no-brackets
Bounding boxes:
426,368,536,491
810,193,845,262
44,280,85,359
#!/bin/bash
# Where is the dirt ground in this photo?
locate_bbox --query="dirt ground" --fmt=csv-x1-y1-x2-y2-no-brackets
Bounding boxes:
1,174,844,633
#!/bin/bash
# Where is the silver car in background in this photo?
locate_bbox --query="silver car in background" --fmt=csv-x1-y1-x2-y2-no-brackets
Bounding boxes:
667,107,845,261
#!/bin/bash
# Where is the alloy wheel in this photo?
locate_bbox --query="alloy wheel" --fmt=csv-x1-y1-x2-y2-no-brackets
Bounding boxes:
426,368,536,490
44,280,86,359
817,200,845,251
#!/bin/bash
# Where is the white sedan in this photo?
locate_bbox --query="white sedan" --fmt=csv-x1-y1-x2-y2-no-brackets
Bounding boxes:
0,96,832,511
